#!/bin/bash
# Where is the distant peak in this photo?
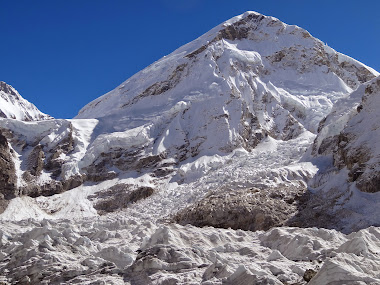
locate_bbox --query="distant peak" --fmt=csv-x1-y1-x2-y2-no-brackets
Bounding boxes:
0,81,17,96
223,10,281,27
0,81,52,121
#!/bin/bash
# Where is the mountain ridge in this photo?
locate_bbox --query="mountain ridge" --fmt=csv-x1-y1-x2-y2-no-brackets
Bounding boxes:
76,11,377,123
0,81,52,121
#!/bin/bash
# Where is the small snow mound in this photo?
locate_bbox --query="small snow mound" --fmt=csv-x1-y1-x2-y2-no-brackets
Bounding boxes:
0,197,50,221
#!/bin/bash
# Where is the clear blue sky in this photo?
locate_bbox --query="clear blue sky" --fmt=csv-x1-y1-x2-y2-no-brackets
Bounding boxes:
1,0,379,119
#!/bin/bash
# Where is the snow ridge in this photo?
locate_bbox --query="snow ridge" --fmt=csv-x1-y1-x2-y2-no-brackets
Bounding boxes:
0,81,52,121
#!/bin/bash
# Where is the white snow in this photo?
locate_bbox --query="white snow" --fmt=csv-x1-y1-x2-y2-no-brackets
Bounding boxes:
0,82,51,121
1,217,380,284
0,10,379,285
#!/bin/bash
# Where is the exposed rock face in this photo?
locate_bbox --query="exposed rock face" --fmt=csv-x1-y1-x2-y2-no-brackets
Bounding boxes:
122,63,188,107
0,130,17,200
84,148,166,182
0,199,8,214
174,185,306,231
21,180,64,198
20,174,85,198
286,189,340,231
90,184,154,214
304,268,317,282
27,144,45,176
0,81,17,96
44,123,74,178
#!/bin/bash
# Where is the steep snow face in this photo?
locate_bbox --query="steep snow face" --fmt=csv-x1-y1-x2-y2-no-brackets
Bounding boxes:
0,81,51,121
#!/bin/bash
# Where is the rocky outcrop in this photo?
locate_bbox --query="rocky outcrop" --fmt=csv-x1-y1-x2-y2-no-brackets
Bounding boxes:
122,63,188,107
0,130,17,200
0,199,8,214
328,54,376,89
84,147,166,182
27,144,45,176
174,185,306,231
286,189,340,230
20,174,85,198
90,184,154,214
44,123,74,178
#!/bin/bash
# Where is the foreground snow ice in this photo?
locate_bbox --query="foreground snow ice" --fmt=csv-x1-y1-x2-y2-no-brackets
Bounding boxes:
1,218,380,284
0,122,379,284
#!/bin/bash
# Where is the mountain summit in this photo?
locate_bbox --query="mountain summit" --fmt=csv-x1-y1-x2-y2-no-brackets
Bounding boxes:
77,11,376,128
0,11,380,284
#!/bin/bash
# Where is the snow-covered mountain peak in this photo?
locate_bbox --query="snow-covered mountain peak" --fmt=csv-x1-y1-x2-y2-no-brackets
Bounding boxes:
0,81,17,96
0,81,52,121
76,11,376,127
